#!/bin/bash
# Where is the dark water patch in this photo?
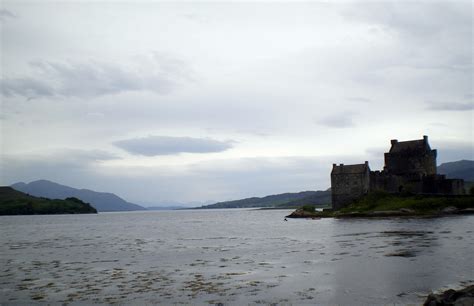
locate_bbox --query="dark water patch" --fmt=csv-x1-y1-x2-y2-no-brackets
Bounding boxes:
385,249,417,258
381,230,434,237
369,245,387,249
334,232,373,237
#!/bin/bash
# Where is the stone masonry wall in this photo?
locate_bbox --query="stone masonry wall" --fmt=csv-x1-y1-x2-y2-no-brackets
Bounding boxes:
331,168,370,210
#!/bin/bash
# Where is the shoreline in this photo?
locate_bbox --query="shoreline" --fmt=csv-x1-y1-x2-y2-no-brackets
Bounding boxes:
286,207,474,219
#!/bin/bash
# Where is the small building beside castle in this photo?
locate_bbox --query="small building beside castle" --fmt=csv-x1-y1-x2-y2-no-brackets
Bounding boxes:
331,136,465,209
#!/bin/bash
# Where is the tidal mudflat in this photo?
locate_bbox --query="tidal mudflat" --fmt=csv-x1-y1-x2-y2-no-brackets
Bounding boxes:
1,209,473,304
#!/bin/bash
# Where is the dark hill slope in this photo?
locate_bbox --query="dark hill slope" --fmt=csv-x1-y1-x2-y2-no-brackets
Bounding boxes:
0,186,97,215
438,160,474,181
199,190,331,209
11,180,145,212
275,190,331,208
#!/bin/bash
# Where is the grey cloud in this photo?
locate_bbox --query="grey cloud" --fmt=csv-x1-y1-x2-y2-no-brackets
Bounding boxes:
317,112,355,128
344,2,470,39
346,97,372,103
12,149,118,166
1,55,190,99
0,148,118,188
342,1,472,87
0,9,16,20
114,136,234,156
1,78,54,99
426,101,473,111
56,149,119,163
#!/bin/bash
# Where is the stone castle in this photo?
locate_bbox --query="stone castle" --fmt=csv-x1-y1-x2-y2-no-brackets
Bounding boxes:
331,136,465,210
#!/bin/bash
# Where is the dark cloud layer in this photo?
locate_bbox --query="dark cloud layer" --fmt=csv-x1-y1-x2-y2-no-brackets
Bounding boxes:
114,136,234,156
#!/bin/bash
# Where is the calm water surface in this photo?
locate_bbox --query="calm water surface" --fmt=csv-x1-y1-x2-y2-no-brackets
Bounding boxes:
1,209,473,304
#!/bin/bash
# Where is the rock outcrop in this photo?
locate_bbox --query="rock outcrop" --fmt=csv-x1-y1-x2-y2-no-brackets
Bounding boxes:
423,285,474,306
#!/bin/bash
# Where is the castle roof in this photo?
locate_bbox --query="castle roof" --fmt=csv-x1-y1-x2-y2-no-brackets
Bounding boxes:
332,163,369,174
389,137,431,154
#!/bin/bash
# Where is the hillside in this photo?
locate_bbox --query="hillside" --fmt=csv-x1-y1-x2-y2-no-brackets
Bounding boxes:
438,160,474,181
275,190,331,208
199,190,331,209
11,180,145,212
0,187,97,215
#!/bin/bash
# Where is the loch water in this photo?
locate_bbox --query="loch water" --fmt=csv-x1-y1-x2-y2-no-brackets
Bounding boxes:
1,209,473,304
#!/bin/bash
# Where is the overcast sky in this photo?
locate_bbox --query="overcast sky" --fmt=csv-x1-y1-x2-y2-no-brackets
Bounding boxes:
1,1,472,206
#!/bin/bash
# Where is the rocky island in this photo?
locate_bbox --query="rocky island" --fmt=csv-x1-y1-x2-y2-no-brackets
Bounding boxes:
0,187,97,215
289,136,474,219
286,192,474,219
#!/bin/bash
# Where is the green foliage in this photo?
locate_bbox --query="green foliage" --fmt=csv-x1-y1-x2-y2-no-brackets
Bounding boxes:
301,205,315,213
338,192,474,214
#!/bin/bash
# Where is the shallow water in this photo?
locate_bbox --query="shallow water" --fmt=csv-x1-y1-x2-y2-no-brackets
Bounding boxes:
1,209,473,304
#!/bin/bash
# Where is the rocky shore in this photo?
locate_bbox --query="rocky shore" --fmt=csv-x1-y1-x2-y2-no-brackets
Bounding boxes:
423,285,474,306
286,206,474,219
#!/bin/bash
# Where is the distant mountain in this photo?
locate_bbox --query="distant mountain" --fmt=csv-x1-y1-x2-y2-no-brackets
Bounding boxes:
0,186,97,215
11,180,145,212
146,206,186,211
438,160,474,181
198,190,331,209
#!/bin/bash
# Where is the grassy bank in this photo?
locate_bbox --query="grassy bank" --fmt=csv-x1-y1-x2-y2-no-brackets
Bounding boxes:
287,192,474,218
340,192,473,213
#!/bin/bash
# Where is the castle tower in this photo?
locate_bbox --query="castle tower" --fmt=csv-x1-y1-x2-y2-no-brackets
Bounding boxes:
384,135,437,177
330,161,370,210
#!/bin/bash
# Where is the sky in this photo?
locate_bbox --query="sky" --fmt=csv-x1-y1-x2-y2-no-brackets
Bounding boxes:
0,1,472,206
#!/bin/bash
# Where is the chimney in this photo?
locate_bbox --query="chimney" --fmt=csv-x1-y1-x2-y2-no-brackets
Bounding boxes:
365,161,369,166
339,163,344,166
332,163,336,168
391,139,398,145
423,135,428,143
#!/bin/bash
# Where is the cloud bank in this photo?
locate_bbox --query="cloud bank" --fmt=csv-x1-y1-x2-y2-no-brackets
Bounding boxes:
114,136,234,156
1,54,191,99
317,112,356,128
0,9,16,20
426,101,473,111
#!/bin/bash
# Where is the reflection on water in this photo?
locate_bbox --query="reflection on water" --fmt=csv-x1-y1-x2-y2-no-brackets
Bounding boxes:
0,210,473,304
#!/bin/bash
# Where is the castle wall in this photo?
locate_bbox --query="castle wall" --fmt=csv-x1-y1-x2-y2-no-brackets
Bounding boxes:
384,150,437,176
331,166,370,210
370,171,424,193
421,175,465,195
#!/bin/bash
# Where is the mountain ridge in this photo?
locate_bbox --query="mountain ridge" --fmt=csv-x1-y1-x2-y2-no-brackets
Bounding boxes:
11,180,145,212
438,160,474,181
198,189,331,209
0,186,97,215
